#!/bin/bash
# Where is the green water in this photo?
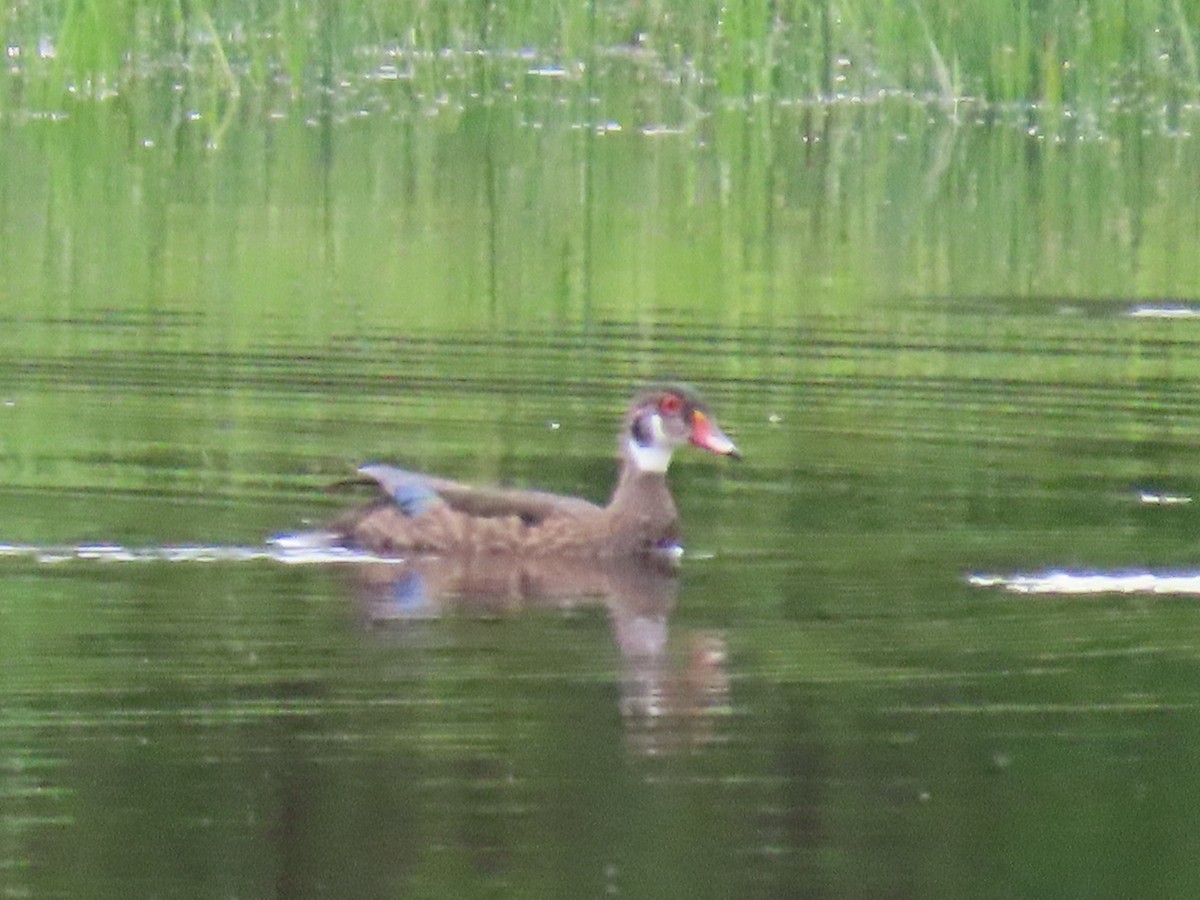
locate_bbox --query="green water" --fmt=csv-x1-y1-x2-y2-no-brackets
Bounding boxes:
5,33,1200,900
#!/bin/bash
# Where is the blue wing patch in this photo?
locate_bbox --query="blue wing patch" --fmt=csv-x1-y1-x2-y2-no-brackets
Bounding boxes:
359,464,445,517
389,481,442,517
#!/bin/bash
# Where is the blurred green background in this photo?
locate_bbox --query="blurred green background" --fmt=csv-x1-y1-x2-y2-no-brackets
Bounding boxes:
4,3,1200,898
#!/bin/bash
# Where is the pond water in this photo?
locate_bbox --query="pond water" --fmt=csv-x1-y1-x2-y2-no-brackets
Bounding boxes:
5,48,1200,899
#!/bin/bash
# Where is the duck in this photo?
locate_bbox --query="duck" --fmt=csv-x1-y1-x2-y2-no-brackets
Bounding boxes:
331,384,740,558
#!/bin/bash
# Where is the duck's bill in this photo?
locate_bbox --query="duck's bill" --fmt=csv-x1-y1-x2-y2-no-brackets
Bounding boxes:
690,411,741,460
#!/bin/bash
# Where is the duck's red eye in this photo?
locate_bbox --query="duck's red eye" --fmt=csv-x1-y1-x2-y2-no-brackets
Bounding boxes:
659,393,684,415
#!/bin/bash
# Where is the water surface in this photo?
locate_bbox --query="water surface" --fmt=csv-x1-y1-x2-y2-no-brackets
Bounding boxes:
4,54,1200,899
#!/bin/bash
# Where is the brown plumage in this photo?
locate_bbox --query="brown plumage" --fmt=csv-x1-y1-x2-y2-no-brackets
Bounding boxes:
331,384,740,558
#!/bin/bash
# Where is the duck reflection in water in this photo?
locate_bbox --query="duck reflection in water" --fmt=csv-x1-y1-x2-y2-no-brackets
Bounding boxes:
327,384,739,751
347,553,729,751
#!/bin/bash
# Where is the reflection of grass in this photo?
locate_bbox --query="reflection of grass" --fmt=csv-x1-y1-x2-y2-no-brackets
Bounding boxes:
6,1,1200,114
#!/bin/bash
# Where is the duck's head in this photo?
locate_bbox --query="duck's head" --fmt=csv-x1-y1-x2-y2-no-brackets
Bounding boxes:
622,384,740,473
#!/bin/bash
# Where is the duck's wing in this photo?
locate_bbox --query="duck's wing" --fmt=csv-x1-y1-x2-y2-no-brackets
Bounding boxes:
357,463,602,524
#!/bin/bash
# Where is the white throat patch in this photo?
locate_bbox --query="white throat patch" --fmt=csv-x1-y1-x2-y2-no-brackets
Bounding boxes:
626,413,675,473
626,438,674,473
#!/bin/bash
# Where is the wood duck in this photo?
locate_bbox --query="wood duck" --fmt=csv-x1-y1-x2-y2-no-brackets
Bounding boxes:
332,384,740,557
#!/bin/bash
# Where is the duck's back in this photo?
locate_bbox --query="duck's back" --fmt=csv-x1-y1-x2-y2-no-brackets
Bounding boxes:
337,500,611,557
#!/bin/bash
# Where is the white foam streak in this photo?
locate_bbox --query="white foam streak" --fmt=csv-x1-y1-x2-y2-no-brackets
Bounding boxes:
969,571,1200,595
1137,491,1192,505
1128,305,1200,319
0,536,406,566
